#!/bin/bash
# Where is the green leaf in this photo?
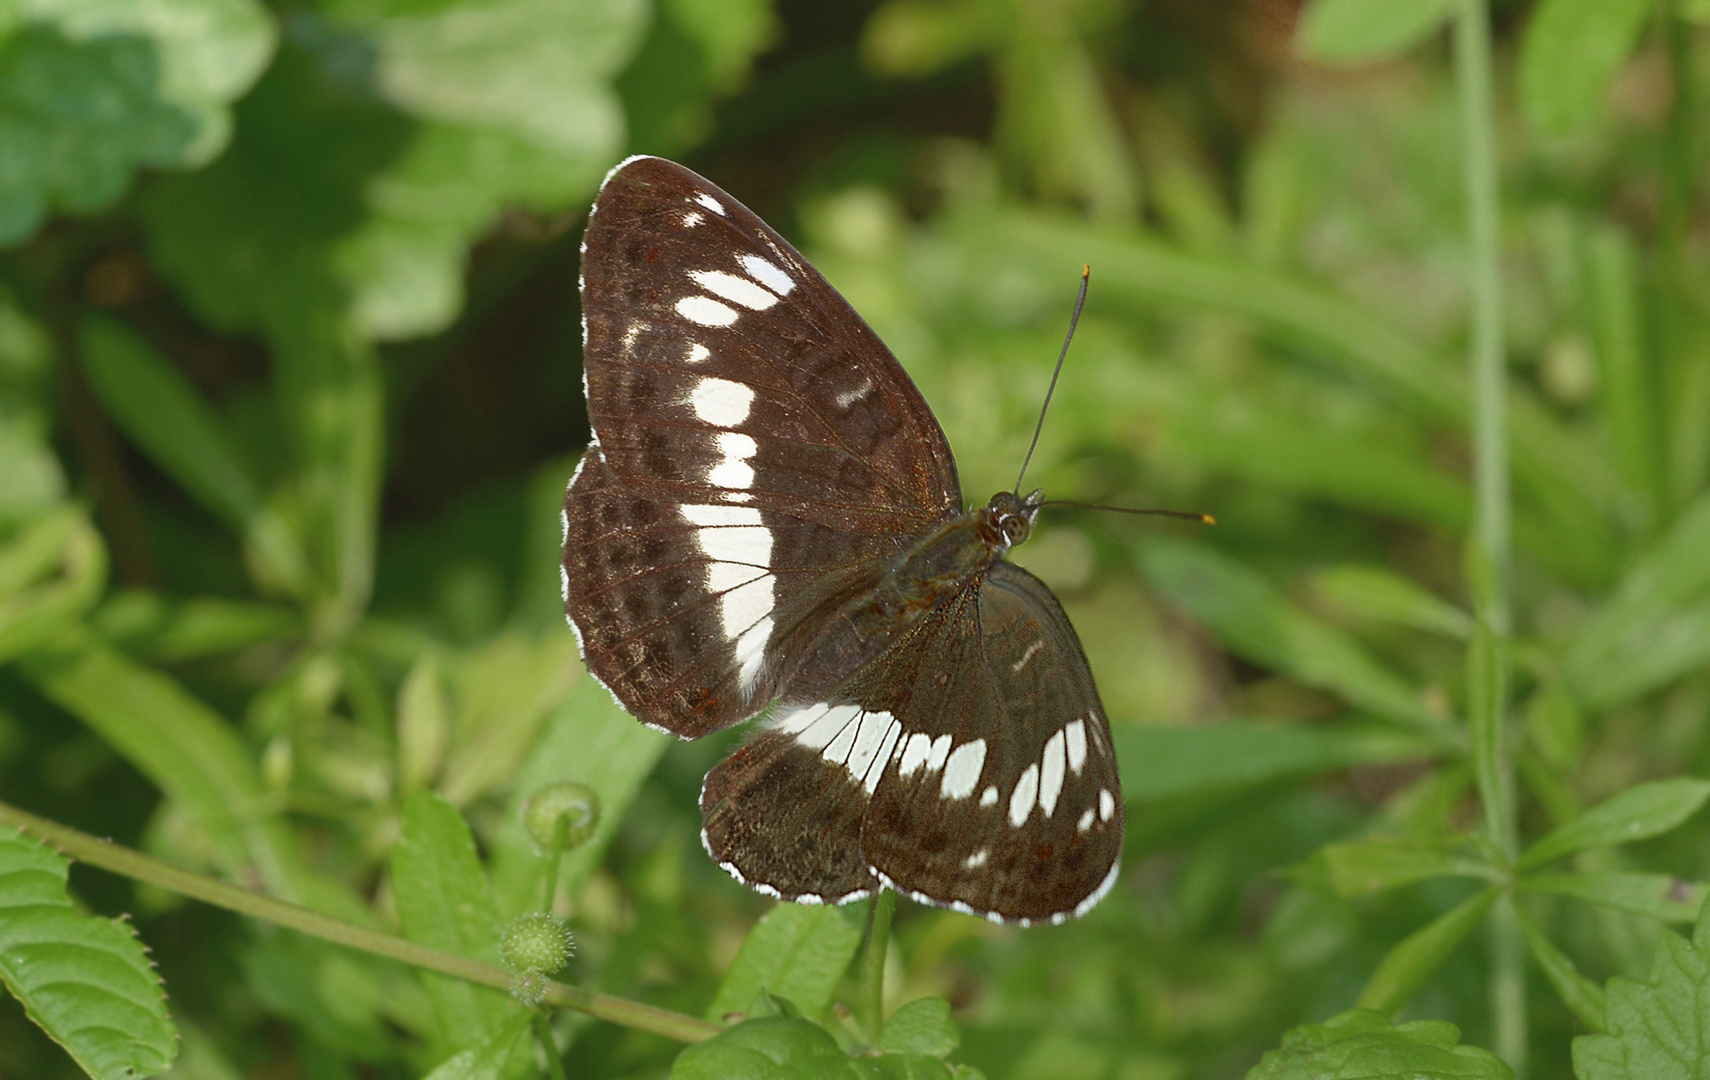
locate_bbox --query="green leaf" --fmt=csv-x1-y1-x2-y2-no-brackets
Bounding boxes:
1314,837,1492,897
1513,902,1606,1031
672,1015,957,1080
1466,617,1510,846
1297,0,1456,63
78,316,312,596
1115,720,1436,803
1520,0,1652,136
706,903,864,1021
0,0,276,244
397,653,451,796
18,642,313,901
1312,564,1473,639
1572,897,1710,1078
142,0,646,344
877,998,959,1058
1520,872,1707,923
1357,887,1499,1013
0,509,106,665
94,592,299,663
1517,778,1710,872
440,631,579,806
0,825,177,1079
1138,539,1448,734
420,1009,532,1080
390,791,511,1048
1247,1007,1513,1079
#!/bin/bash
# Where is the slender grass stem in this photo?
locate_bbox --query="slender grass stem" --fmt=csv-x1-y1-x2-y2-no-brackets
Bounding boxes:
861,889,897,1045
1453,0,1523,1073
0,801,721,1045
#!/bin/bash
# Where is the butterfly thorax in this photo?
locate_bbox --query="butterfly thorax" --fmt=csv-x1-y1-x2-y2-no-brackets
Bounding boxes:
858,489,1043,630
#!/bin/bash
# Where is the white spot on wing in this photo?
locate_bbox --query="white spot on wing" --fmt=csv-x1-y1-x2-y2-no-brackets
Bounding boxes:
860,715,903,794
1099,788,1116,822
1064,719,1088,774
682,211,704,228
1011,639,1045,672
940,739,986,800
833,376,874,410
690,270,779,311
797,704,859,751
694,191,726,215
735,616,772,690
740,254,795,295
1038,730,1066,816
775,702,830,736
964,849,989,869
979,785,998,807
680,501,774,688
676,295,738,327
844,711,893,783
898,732,932,777
1078,808,1095,832
822,710,862,766
708,430,758,491
925,734,952,773
689,377,754,426
1009,764,1039,827
687,342,710,363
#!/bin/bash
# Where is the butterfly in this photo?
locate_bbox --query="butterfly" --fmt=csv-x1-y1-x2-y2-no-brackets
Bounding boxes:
562,156,1122,925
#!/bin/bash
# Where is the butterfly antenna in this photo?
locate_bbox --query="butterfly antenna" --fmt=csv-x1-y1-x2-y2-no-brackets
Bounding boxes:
1043,501,1216,525
1015,265,1091,494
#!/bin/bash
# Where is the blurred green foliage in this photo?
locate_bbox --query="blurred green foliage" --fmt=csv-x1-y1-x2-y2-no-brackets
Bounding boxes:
2,0,1710,1077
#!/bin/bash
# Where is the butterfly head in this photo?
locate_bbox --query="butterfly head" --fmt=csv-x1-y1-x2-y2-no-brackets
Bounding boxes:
981,488,1043,552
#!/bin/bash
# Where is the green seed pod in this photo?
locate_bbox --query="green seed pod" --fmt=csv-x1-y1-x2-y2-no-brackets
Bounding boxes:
523,782,600,851
500,912,573,976
510,968,550,1008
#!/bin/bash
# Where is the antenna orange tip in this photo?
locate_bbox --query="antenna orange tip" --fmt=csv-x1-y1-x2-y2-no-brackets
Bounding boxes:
1200,514,1217,525
1081,263,1091,278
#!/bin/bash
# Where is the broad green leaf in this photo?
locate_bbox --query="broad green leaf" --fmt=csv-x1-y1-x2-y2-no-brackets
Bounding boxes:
440,631,579,805
621,0,778,150
19,642,311,901
78,316,311,596
0,826,177,1079
672,1015,958,1080
1513,903,1606,1031
1687,0,1710,19
1517,778,1710,872
1520,872,1706,923
1138,539,1447,733
878,998,959,1058
1315,837,1493,897
1297,0,1456,63
1358,886,1498,1013
1572,898,1710,1078
0,508,106,664
420,1009,532,1080
706,903,863,1022
1520,0,1652,136
0,0,276,244
1115,720,1436,802
390,791,511,1051
1312,564,1473,639
142,0,646,344
1247,1007,1512,1079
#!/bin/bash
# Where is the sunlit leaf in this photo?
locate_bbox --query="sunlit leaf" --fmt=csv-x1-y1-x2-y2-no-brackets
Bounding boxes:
706,904,863,1022
1520,0,1652,135
1573,898,1710,1078
1248,1007,1512,1079
1297,0,1456,63
1517,779,1710,872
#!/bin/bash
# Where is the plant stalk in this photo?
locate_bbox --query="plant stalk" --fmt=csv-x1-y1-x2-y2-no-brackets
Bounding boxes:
861,889,897,1045
0,801,721,1045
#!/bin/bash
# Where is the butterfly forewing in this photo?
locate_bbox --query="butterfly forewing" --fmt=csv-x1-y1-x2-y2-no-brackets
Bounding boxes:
566,155,1127,924
568,156,962,736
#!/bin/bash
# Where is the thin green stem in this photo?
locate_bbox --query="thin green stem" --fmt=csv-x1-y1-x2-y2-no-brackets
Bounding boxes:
541,813,569,912
1453,0,1523,1074
536,1012,569,1080
0,801,721,1045
861,889,896,1045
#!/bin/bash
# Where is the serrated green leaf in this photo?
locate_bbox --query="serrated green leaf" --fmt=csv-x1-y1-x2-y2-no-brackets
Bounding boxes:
1520,871,1706,923
1312,564,1473,639
391,791,511,1048
0,0,276,244
1512,903,1606,1031
1520,0,1652,136
440,631,578,805
1114,720,1437,802
1517,778,1710,872
1572,898,1710,1078
420,1009,532,1080
877,998,959,1058
1138,539,1447,734
0,826,177,1079
1297,0,1456,63
1247,1007,1513,1079
706,903,864,1021
1315,837,1493,897
78,316,312,596
1358,887,1499,1013
672,1015,957,1080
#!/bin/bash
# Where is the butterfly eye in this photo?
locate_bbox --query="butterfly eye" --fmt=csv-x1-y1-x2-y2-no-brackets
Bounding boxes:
1001,516,1029,543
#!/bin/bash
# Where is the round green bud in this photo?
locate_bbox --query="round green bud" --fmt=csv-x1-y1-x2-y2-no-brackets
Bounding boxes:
500,912,573,975
523,782,600,850
510,968,550,1008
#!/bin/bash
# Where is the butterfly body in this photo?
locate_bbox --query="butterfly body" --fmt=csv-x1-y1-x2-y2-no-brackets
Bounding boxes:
564,156,1123,925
